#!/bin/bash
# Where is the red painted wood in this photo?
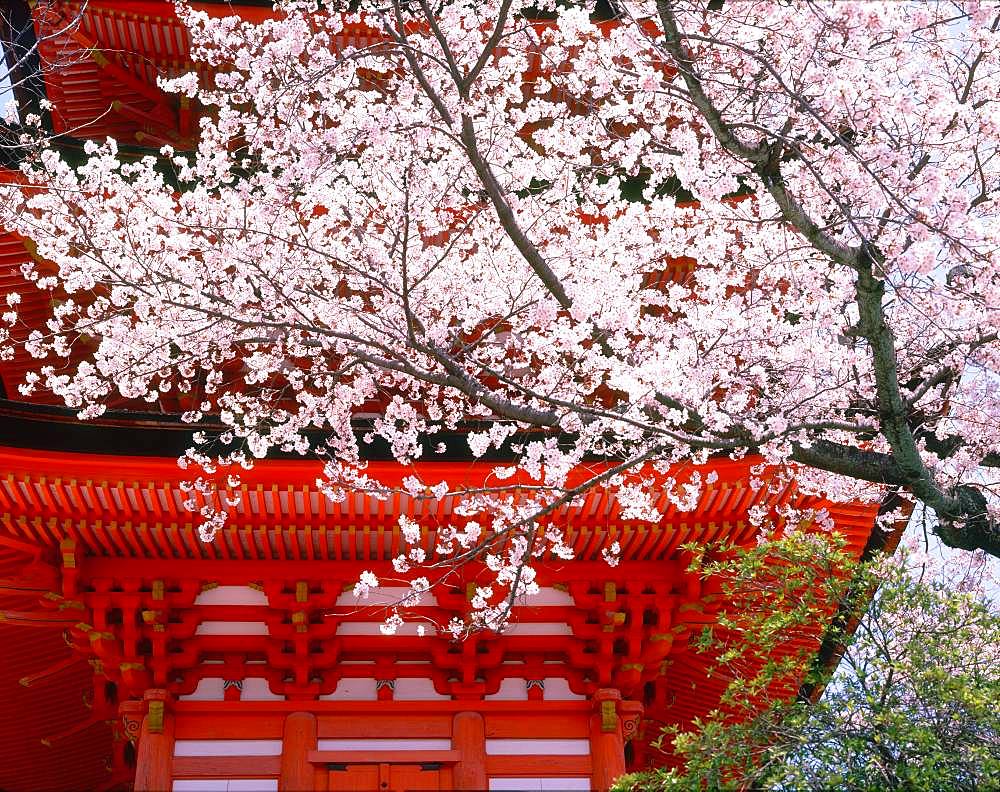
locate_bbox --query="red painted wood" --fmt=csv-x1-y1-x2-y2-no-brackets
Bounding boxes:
81,556,687,582
327,764,378,791
452,712,487,790
308,750,460,764
388,763,450,791
175,714,285,739
589,689,625,792
0,0,892,783
280,712,317,792
0,445,878,577
318,715,453,739
484,756,593,774
176,700,593,714
326,761,454,792
172,756,282,778
133,693,174,792
0,413,884,781
485,712,591,738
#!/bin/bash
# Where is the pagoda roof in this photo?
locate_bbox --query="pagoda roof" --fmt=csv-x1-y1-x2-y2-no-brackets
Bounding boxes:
0,445,879,565
0,544,114,792
16,0,378,146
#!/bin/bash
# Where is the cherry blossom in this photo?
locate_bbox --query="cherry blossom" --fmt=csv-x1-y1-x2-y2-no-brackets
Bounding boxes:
1,0,998,630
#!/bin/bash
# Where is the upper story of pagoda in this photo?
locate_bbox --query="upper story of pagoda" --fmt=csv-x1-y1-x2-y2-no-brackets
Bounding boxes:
3,0,638,150
4,1,285,148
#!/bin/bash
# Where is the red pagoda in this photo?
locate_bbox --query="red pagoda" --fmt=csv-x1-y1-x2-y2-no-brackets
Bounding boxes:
0,2,897,790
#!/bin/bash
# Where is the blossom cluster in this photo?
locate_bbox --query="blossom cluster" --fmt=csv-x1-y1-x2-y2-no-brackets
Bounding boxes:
1,0,997,630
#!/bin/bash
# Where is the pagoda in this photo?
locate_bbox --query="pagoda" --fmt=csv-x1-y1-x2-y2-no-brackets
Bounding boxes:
0,2,897,790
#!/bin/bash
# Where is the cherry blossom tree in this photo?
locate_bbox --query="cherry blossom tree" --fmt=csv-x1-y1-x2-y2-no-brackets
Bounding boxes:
1,0,999,628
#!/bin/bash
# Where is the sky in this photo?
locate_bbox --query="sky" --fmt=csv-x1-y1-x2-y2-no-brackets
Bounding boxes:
901,506,1000,599
0,67,14,122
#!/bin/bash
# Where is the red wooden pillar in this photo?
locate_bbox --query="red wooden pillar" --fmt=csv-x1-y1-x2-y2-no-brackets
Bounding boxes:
280,711,317,792
133,689,174,792
453,711,487,789
590,688,626,792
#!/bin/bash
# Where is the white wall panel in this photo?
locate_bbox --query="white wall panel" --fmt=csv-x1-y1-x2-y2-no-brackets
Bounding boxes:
178,677,225,701
173,781,277,792
486,739,590,755
193,586,269,606
515,587,575,606
542,678,586,701
241,678,284,701
393,677,450,700
336,621,435,636
226,782,279,792
194,621,269,636
319,678,378,700
503,622,573,636
485,678,528,701
335,587,438,607
489,779,591,791
173,740,282,757
317,739,451,750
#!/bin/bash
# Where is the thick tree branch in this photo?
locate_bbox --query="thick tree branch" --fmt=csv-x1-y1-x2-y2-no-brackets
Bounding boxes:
654,0,1000,557
458,115,574,310
854,253,999,555
655,0,858,268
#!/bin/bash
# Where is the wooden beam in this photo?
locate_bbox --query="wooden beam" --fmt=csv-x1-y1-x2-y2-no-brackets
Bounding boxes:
80,556,685,582
65,26,177,128
484,755,592,774
307,749,460,764
172,755,281,778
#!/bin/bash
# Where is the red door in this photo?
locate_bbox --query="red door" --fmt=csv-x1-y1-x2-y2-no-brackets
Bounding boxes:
387,763,444,791
327,762,446,791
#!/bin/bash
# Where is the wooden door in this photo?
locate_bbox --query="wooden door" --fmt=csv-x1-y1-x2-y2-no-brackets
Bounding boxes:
388,763,444,791
327,762,444,792
326,763,379,791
